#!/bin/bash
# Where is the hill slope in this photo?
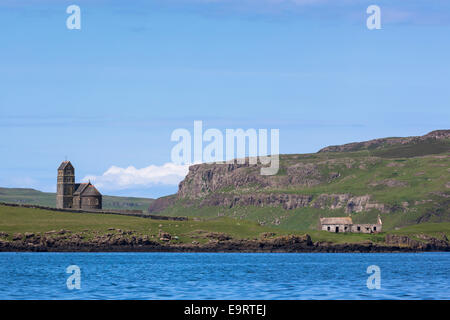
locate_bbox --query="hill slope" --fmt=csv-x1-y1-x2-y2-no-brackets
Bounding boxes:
0,188,154,212
149,130,450,231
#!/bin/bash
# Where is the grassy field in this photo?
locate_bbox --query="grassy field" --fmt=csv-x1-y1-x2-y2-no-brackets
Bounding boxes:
1,204,449,245
0,204,289,244
0,187,154,211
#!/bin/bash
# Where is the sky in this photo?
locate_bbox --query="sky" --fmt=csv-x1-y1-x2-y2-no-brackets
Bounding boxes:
0,0,449,198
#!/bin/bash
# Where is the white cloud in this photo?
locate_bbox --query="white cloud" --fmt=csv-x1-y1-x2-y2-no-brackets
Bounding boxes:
82,163,190,191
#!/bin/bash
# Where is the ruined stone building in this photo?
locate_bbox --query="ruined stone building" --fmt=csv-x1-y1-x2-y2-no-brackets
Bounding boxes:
319,215,382,233
56,161,102,210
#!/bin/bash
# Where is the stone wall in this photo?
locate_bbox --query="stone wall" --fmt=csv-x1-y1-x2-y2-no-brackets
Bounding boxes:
351,224,382,233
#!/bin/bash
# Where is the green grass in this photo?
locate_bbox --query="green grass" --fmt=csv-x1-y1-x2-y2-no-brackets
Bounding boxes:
389,222,450,237
271,154,449,202
371,140,450,158
0,187,154,211
1,205,448,245
0,204,290,244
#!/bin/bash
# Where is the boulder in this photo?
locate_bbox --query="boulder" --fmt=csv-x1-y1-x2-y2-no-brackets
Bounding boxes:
13,233,23,241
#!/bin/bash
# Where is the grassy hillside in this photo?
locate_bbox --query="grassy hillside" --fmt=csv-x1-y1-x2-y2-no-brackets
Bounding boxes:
0,187,154,211
1,204,449,245
152,133,450,232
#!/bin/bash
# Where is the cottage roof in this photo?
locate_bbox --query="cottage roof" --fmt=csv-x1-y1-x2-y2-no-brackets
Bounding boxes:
58,161,73,171
320,217,353,225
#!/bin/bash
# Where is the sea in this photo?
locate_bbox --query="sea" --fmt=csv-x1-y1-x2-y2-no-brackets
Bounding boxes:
0,252,449,300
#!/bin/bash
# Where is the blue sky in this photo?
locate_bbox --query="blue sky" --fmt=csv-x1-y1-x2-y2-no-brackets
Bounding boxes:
0,0,449,198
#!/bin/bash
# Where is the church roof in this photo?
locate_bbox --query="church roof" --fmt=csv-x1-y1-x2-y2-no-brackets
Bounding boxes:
320,217,353,225
58,161,73,170
74,182,101,197
74,183,89,195
83,184,102,197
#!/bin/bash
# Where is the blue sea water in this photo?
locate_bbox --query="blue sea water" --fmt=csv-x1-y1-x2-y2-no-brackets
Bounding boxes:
0,252,449,300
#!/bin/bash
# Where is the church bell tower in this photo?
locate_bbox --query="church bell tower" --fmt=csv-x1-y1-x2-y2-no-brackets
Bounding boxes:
56,161,75,209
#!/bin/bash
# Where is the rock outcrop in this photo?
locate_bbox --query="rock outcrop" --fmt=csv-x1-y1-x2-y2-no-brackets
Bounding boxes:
200,193,313,210
150,189,390,214
1,231,448,253
385,234,450,250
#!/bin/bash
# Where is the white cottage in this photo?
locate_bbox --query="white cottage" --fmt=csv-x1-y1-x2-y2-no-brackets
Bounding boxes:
319,215,382,234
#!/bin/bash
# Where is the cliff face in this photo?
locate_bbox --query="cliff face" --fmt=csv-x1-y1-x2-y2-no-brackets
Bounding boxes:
149,130,450,230
178,162,334,199
176,162,386,213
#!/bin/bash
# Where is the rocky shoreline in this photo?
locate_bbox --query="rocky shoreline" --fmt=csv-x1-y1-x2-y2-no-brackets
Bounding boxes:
1,233,449,253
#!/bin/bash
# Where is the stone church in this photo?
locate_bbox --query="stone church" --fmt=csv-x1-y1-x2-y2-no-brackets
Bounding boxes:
56,161,102,210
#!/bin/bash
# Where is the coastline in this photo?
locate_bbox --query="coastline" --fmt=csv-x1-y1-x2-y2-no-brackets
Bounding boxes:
1,203,449,254
1,235,449,253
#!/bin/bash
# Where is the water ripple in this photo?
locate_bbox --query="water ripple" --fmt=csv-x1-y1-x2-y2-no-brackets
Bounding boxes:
0,252,449,300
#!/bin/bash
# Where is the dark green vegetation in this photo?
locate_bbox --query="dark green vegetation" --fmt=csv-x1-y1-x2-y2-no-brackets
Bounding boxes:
0,187,154,211
371,140,450,158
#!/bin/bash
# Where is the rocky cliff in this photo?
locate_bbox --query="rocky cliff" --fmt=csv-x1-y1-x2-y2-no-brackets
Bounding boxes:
149,130,450,230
